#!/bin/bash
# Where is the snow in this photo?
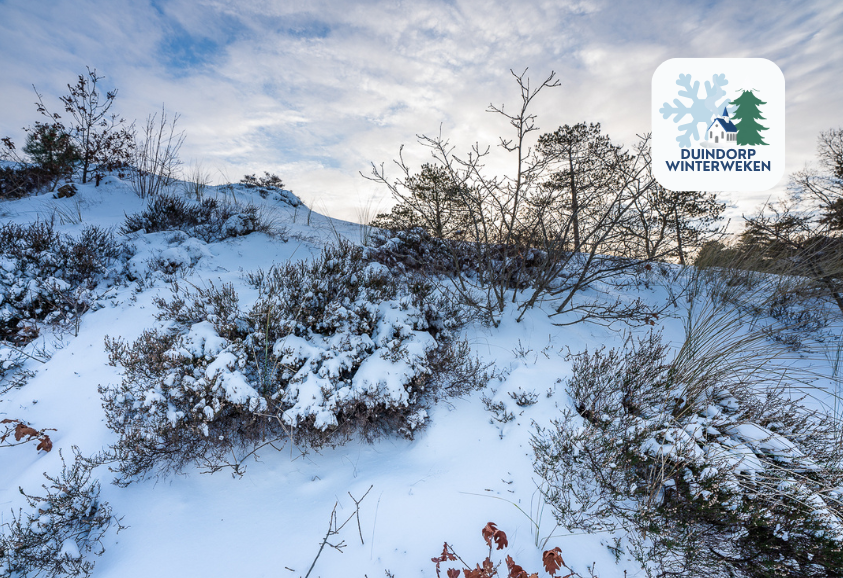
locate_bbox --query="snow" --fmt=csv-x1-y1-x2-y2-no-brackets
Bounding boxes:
0,175,841,578
59,538,81,560
180,321,229,359
722,422,805,460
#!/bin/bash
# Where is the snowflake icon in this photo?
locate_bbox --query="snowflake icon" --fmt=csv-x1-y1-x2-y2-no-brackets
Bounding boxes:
659,73,734,147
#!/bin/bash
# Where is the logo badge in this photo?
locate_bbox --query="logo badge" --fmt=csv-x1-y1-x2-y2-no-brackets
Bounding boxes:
652,58,785,192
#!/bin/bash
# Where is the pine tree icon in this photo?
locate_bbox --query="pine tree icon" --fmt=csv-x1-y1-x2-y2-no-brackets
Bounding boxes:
732,90,769,146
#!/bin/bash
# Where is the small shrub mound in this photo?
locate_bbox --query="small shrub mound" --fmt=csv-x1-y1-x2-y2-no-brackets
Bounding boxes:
533,331,843,578
0,221,123,343
239,171,301,206
101,241,488,484
0,165,54,199
121,192,276,243
0,346,35,396
366,227,468,276
0,450,122,578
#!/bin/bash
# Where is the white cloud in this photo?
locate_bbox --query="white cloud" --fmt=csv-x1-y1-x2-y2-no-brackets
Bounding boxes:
1,0,840,222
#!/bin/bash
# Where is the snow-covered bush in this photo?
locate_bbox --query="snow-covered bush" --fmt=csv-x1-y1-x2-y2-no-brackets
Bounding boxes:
0,346,34,396
239,172,301,207
366,227,469,276
101,241,488,483
120,193,279,243
0,450,122,578
0,221,123,343
0,165,53,199
533,330,843,577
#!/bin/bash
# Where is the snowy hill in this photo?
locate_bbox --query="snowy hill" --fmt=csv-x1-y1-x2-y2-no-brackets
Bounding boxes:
1,176,842,578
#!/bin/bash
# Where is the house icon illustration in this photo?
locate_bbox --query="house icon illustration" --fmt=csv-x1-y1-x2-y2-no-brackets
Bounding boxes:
704,106,737,147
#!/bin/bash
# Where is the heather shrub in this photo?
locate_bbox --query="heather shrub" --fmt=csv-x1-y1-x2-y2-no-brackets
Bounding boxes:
0,346,34,396
0,166,54,199
238,171,301,206
533,324,843,578
121,192,278,243
0,221,124,343
101,241,488,483
365,227,468,276
0,450,122,578
240,171,284,191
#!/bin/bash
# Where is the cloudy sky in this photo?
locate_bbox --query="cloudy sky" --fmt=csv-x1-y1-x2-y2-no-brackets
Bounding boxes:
1,0,841,223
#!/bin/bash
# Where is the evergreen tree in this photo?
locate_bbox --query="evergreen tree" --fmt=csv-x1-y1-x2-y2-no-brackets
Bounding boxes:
23,122,80,180
732,90,769,146
535,122,626,253
370,163,470,238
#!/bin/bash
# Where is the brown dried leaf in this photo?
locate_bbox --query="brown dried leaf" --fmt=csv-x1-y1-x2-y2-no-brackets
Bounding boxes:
481,522,498,547
433,542,458,577
36,435,52,452
14,423,38,441
493,529,508,550
542,547,565,577
447,570,460,578
506,555,527,578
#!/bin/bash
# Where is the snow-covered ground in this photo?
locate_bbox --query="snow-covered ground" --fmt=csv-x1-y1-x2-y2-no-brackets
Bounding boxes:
1,177,840,577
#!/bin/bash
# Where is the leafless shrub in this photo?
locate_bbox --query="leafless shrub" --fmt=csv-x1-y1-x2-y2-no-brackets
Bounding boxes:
129,106,185,198
182,162,211,200
0,449,123,578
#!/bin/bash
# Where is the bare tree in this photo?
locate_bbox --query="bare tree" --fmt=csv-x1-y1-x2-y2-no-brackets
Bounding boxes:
623,144,726,265
368,70,661,327
368,69,560,324
516,130,657,325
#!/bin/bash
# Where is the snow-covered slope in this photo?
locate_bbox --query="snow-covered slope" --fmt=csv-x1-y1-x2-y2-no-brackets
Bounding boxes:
1,177,841,578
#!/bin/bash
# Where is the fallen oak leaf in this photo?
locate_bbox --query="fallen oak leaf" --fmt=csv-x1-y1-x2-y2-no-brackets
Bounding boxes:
542,547,566,577
14,423,39,441
433,542,458,577
506,554,528,578
482,522,508,550
36,435,53,452
481,522,498,547
493,528,508,550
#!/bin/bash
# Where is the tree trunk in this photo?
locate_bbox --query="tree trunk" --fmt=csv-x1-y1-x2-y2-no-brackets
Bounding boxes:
569,153,580,253
673,203,685,266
